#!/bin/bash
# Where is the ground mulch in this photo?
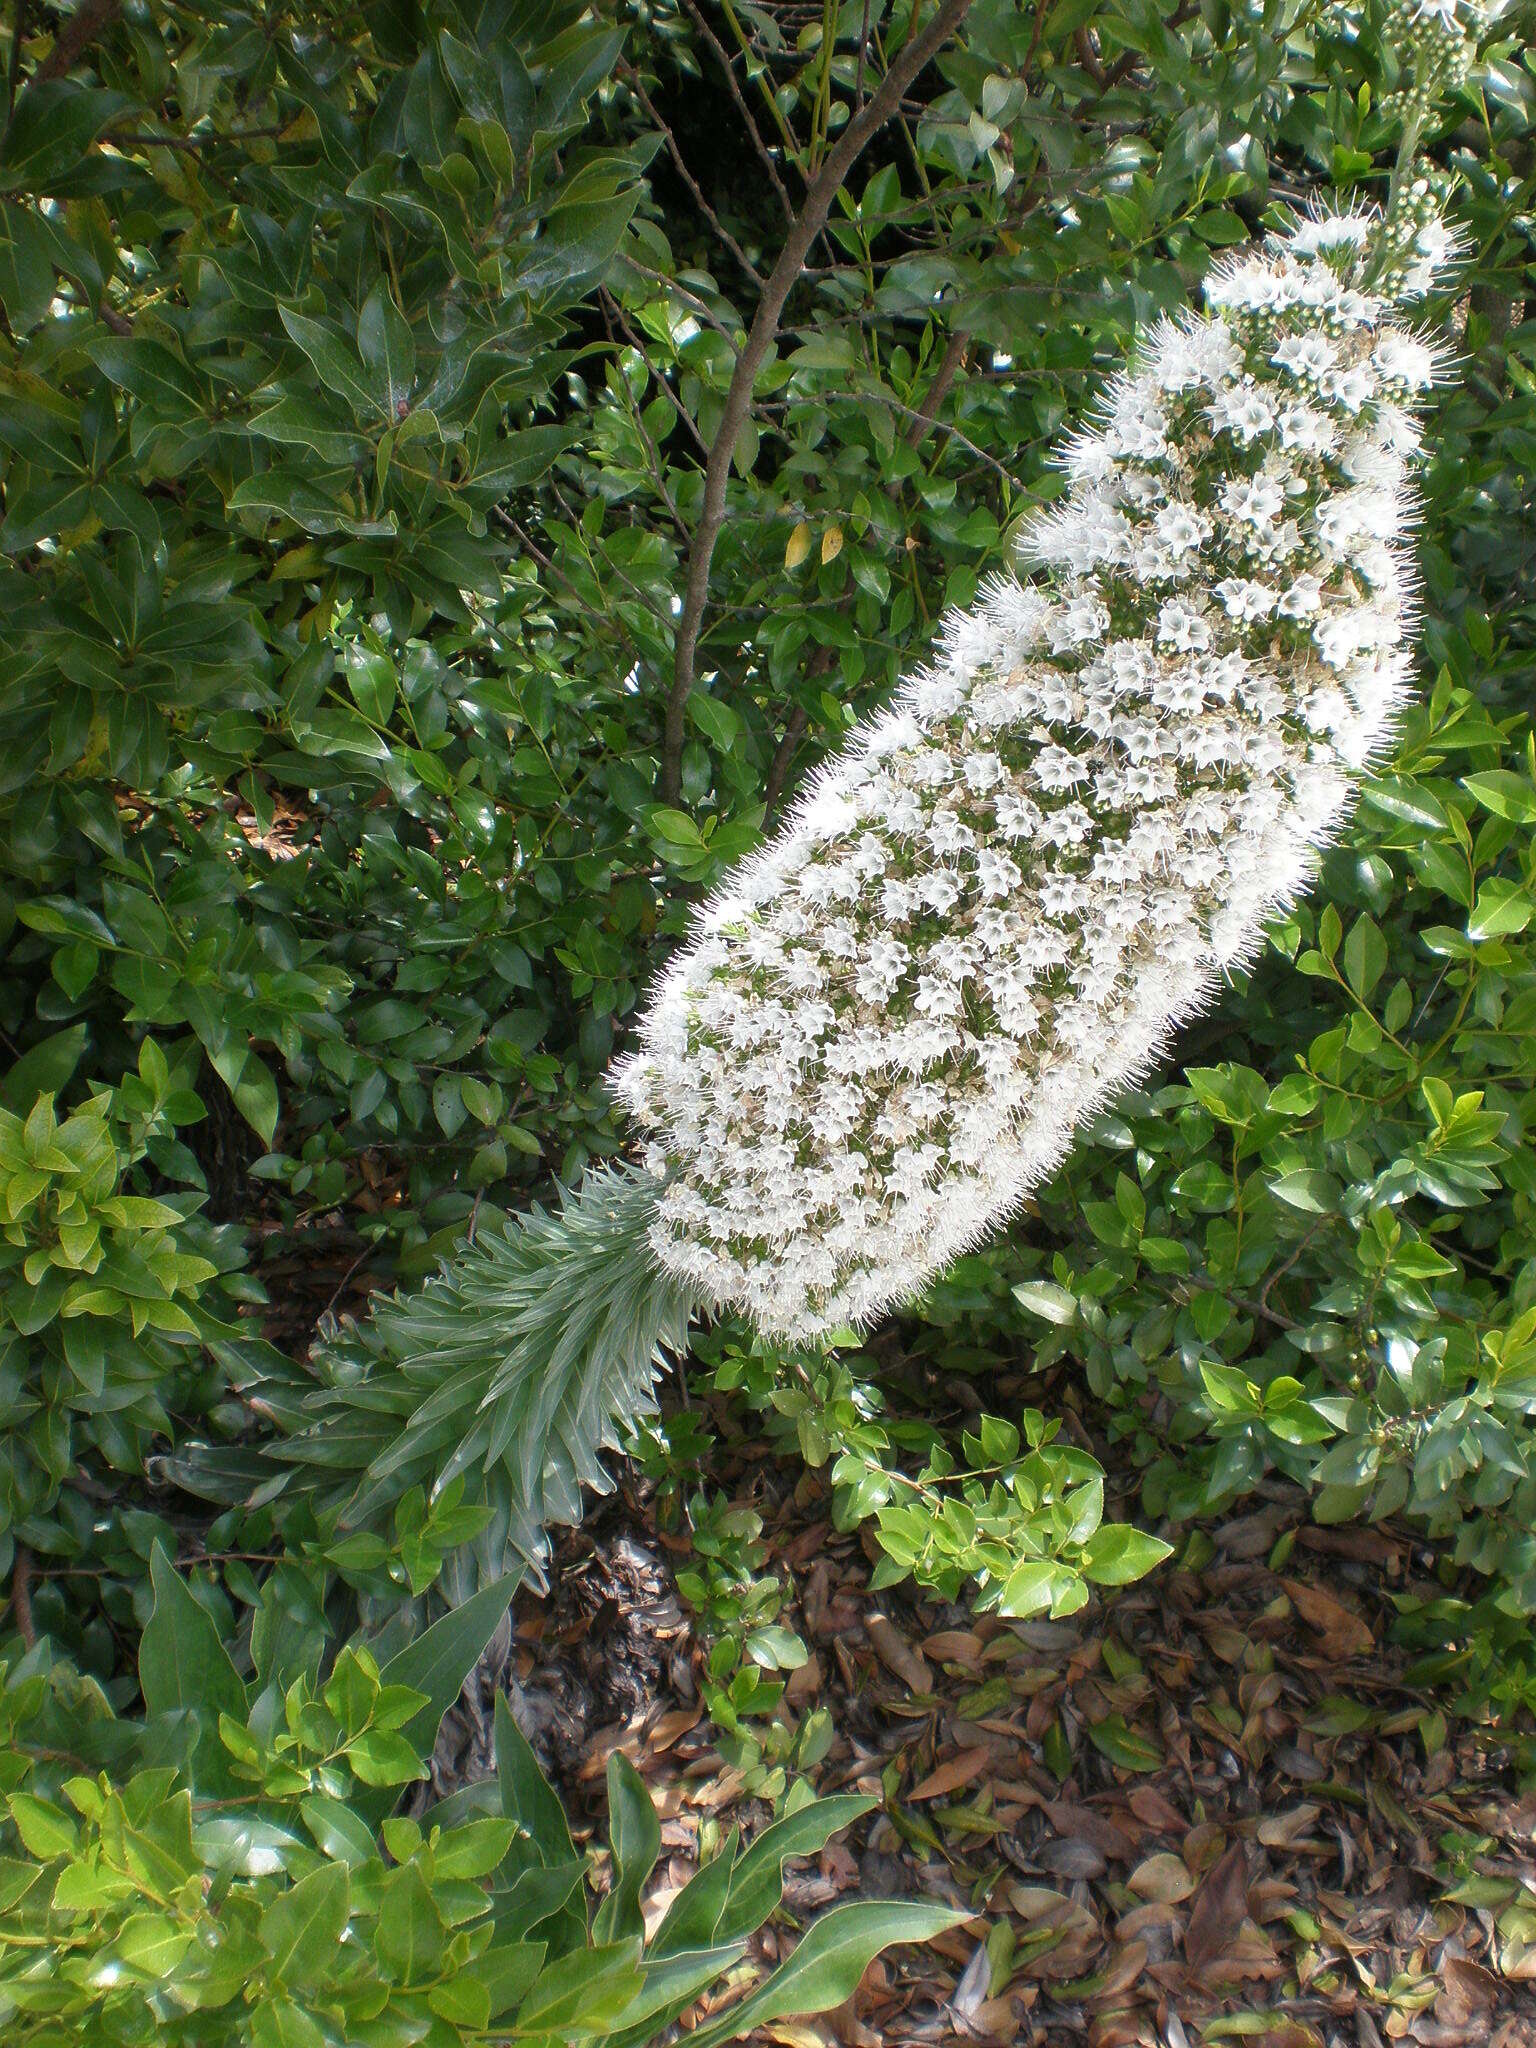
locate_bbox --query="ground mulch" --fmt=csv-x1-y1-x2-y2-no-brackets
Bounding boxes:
484,1436,1536,2048
263,1226,1536,2044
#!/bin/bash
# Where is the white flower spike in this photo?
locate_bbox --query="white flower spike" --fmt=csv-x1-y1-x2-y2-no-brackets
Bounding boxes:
613,190,1462,1346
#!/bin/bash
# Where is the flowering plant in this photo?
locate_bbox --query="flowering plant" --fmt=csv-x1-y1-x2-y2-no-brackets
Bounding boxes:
221,6,1488,1600
617,189,1461,1345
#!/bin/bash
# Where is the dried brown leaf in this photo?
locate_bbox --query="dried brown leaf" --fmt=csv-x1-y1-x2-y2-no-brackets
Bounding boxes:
1043,1799,1136,1860
1184,1842,1250,1970
1281,1576,1374,1659
910,1747,993,1802
865,1613,931,1694
1257,1803,1322,1848
1128,1851,1195,1904
1036,1836,1108,1880
924,1629,985,1663
649,1704,702,1751
1126,1784,1186,1834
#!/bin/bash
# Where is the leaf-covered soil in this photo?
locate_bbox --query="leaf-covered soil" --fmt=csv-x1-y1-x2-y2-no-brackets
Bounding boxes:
451,1420,1536,2048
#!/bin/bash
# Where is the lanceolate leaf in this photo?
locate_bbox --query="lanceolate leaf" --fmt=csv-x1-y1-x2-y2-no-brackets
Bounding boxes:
365,1574,519,1806
259,1862,351,1989
592,1752,662,1945
138,1547,247,1791
682,1900,971,2048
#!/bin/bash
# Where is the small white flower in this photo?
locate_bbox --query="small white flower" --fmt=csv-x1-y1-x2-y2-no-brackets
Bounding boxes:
1038,873,1088,919
1037,802,1095,849
1215,576,1279,622
1290,211,1372,257
962,750,1006,793
1319,363,1377,412
1222,473,1286,528
1209,383,1276,443
1034,744,1093,792
1154,502,1210,555
1150,669,1209,715
1372,332,1441,389
1279,572,1325,618
1277,404,1338,457
1156,599,1211,652
925,807,975,857
993,789,1042,840
976,846,1023,899
920,869,963,914
1273,331,1337,380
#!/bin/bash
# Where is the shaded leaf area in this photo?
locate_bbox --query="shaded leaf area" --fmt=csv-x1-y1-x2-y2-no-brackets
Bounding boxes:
481,1442,1536,2048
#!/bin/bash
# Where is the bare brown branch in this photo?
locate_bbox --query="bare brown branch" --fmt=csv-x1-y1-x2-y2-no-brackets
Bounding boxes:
679,0,795,222
10,1543,34,1648
903,323,972,445
762,702,809,824
661,0,974,803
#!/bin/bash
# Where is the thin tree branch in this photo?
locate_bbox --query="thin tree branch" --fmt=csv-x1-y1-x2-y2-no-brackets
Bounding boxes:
615,252,742,353
1101,0,1201,91
764,323,996,819
903,322,972,444
762,703,808,824
10,1543,34,1648
764,637,841,825
1023,0,1052,75
599,284,711,459
620,60,765,290
106,123,284,150
661,0,974,803
5,0,28,128
32,0,118,84
679,0,794,222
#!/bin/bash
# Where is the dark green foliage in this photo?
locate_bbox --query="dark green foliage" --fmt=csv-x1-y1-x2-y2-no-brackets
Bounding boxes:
0,0,1531,1743
0,1036,269,1586
0,0,651,1254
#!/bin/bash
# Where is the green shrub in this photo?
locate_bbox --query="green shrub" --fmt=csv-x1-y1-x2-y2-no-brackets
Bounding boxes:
0,1039,259,1578
0,0,1532,1730
0,1558,961,2045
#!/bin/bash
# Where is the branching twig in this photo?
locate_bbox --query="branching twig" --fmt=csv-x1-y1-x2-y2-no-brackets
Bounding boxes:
661,0,975,803
621,61,765,290
5,0,27,128
106,124,284,150
822,383,1027,492
599,284,711,459
762,703,809,824
615,252,743,352
763,329,998,817
1100,0,1202,92
679,0,794,222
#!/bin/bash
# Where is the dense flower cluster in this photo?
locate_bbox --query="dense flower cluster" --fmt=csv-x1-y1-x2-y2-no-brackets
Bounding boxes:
614,194,1461,1343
